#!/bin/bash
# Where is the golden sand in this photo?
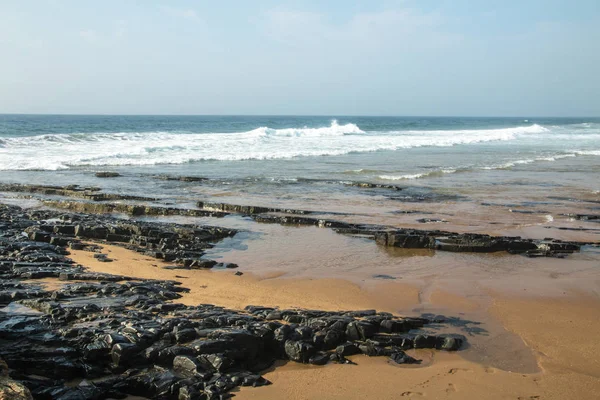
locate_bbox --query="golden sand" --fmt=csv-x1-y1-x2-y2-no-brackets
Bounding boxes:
67,244,600,400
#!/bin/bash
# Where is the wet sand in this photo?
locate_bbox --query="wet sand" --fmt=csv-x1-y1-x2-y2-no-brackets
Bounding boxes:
68,243,600,400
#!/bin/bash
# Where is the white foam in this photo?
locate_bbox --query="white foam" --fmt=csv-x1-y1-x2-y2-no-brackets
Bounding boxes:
379,173,426,181
481,152,584,170
0,122,581,170
378,168,458,181
575,150,600,156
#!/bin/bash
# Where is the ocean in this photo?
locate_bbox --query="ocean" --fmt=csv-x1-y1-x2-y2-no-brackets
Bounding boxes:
1,114,599,238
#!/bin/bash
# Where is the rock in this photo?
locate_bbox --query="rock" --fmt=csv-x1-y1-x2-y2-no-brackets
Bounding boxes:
336,342,361,357
0,356,33,400
345,321,376,340
156,175,208,182
197,353,233,372
380,318,425,333
436,335,464,351
329,353,355,364
175,328,197,344
416,218,446,223
111,343,141,368
390,351,420,364
157,346,195,365
0,203,473,400
322,329,344,349
284,340,315,363
0,377,35,400
308,352,330,365
172,355,210,379
95,172,121,178
358,340,391,357
413,334,438,349
373,274,396,280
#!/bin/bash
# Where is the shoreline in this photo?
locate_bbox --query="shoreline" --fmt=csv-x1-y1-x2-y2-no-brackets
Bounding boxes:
69,242,600,400
1,193,600,399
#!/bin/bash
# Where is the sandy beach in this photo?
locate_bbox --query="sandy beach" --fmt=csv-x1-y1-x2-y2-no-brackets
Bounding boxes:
64,242,600,400
2,2,599,398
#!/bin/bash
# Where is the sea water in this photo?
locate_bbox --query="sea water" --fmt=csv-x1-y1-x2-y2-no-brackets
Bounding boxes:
0,115,599,237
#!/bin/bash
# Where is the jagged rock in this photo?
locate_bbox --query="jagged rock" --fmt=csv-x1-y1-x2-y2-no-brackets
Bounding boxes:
345,321,376,340
111,343,141,368
197,354,233,372
172,355,211,379
336,342,361,356
284,340,316,363
0,203,472,400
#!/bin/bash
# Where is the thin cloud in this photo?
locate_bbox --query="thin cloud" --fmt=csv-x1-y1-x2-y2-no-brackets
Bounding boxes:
161,6,200,21
79,29,98,42
261,7,458,50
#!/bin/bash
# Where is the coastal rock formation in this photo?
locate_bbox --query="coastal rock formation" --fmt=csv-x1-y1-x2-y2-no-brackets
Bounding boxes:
95,172,121,178
0,183,154,202
0,184,595,258
0,204,466,399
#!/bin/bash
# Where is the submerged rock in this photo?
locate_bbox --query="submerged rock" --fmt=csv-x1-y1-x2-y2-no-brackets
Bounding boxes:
95,172,121,178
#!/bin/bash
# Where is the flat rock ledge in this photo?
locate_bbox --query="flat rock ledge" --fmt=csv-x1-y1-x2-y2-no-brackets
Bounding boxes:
1,204,465,400
37,198,595,258
1,184,596,258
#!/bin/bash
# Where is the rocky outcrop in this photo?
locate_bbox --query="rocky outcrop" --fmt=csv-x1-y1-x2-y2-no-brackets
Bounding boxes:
155,175,208,182
562,213,600,221
1,182,594,258
252,214,590,258
0,205,466,399
42,200,228,218
0,184,154,202
197,201,314,215
5,205,235,267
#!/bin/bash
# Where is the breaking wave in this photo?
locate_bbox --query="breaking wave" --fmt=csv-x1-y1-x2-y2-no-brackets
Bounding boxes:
378,150,600,181
379,169,461,181
0,121,585,170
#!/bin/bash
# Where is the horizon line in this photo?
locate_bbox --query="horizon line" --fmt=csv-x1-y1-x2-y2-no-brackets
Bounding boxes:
1,113,598,119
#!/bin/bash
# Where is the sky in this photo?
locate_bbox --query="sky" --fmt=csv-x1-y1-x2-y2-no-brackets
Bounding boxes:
0,0,598,116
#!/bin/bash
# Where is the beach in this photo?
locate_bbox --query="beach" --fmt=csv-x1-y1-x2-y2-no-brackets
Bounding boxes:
1,115,599,399
41,241,600,399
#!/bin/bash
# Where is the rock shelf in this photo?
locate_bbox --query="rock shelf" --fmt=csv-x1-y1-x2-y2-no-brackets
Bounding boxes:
0,204,465,399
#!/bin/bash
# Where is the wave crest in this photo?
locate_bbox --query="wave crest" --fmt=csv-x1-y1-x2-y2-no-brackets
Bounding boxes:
0,122,588,170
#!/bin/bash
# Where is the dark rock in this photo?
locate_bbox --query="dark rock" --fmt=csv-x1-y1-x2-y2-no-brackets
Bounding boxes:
95,172,121,178
308,352,330,365
173,355,210,379
0,203,474,400
413,334,438,349
197,353,234,372
345,321,376,340
111,343,141,368
284,340,316,363
436,335,464,351
336,342,361,357
373,274,396,280
390,351,420,364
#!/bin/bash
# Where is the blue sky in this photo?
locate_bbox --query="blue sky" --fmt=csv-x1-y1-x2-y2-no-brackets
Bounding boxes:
0,0,598,116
